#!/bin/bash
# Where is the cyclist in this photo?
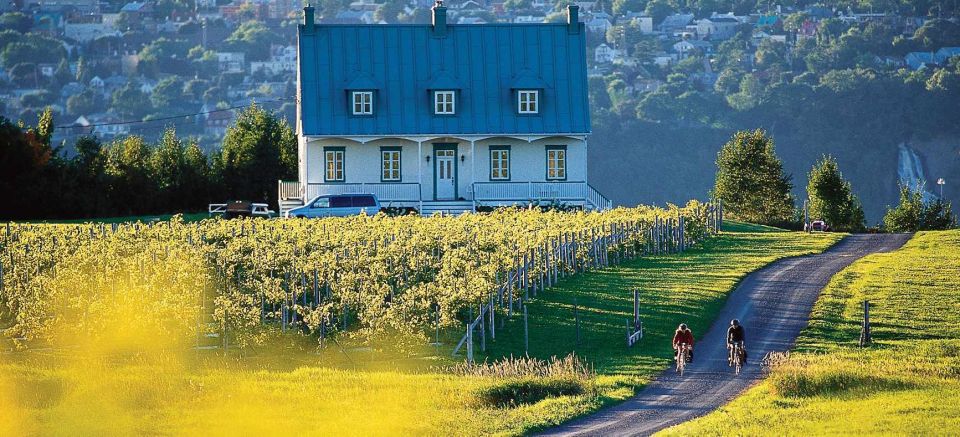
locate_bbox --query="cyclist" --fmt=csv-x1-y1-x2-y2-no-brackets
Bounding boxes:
672,323,695,363
727,319,746,366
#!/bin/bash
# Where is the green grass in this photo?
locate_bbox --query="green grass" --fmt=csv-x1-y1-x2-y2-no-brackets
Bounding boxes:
659,230,960,436
720,219,788,233
0,227,843,436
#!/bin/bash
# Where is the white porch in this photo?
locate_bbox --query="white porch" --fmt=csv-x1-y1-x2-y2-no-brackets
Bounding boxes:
286,133,611,215
278,180,612,215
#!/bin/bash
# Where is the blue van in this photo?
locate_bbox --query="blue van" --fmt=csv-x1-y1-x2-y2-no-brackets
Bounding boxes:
285,194,381,218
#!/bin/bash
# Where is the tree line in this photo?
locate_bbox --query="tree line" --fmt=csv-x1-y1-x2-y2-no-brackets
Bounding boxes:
0,105,296,220
713,129,956,231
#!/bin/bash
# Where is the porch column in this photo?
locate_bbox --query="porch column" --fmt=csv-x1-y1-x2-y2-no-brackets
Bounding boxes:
417,140,423,212
470,139,476,211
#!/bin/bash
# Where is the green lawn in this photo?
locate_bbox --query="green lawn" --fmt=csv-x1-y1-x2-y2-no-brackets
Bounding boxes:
660,230,960,436
0,228,843,436
720,219,788,233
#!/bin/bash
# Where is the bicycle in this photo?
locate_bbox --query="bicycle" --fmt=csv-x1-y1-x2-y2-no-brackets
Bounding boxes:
675,343,690,376
730,342,744,375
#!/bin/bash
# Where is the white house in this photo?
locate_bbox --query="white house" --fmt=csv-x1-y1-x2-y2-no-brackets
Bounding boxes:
283,4,610,215
696,17,739,40
595,43,619,64
586,16,612,34
217,52,246,73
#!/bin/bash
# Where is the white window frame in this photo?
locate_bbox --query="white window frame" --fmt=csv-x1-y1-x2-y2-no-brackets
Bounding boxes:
351,91,373,115
381,148,401,182
324,148,345,182
546,147,566,181
434,90,456,115
518,90,539,114
489,147,510,181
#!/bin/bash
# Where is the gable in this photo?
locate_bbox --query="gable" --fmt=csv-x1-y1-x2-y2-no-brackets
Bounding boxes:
298,22,591,136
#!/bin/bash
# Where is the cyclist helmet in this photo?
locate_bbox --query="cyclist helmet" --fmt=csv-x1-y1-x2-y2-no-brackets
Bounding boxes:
679,323,688,331
731,319,740,326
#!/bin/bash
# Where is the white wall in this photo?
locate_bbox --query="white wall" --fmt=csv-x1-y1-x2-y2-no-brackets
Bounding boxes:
304,136,588,201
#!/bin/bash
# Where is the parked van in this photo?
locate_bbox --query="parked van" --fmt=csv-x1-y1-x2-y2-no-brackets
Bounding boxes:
284,194,380,218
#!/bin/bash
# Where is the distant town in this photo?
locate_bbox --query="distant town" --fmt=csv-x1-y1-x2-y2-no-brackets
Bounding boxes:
1,0,958,151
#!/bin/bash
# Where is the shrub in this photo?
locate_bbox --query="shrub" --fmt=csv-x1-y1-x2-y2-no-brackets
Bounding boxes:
883,183,957,232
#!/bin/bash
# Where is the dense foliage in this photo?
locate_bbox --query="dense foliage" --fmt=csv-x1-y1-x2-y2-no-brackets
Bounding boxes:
0,105,296,220
806,155,865,231
713,129,795,226
882,183,957,231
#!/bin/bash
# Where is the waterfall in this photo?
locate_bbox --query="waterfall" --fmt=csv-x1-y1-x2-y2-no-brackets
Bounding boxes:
897,144,939,202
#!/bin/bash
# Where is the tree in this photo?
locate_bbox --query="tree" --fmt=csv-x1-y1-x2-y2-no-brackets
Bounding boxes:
219,104,297,205
224,21,279,62
713,129,795,225
612,0,644,15
644,0,675,28
0,115,53,219
806,155,865,231
112,81,152,119
67,90,99,117
883,183,957,231
104,135,154,214
151,77,186,113
374,0,406,23
0,12,32,33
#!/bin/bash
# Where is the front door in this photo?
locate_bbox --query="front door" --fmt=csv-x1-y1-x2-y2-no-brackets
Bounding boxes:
434,146,457,200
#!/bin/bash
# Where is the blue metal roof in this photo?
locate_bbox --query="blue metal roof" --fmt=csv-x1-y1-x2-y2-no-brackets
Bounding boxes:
297,23,591,136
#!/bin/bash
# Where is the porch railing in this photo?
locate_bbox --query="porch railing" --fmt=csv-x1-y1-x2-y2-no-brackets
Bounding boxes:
473,181,612,210
278,180,302,200
305,182,422,203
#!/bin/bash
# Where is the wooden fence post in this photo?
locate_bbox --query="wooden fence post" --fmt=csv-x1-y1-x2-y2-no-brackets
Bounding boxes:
524,304,529,355
860,300,871,347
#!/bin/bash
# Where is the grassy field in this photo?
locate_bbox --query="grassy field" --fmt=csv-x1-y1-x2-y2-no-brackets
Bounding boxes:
0,228,842,436
660,230,960,436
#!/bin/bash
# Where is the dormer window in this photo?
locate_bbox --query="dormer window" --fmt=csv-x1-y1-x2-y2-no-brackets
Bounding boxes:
518,90,539,114
351,91,373,115
434,90,456,115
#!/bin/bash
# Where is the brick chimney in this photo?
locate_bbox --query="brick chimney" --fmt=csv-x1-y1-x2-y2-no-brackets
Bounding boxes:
303,5,315,32
567,4,580,34
432,0,447,37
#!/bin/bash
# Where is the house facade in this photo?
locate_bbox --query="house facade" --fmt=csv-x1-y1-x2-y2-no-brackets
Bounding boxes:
282,3,610,215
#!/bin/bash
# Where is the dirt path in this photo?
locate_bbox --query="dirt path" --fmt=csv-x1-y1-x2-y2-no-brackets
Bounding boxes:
540,234,912,437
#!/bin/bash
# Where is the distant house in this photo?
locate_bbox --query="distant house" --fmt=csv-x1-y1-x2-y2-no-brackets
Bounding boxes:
595,43,619,64
89,76,105,89
673,39,712,58
624,15,654,34
652,52,677,67
289,4,609,216
586,16,612,34
934,47,960,65
514,15,547,23
64,18,119,42
89,113,130,137
120,2,154,19
659,13,694,33
457,16,487,24
204,108,233,138
217,52,246,73
755,15,780,29
905,51,935,70
696,17,739,40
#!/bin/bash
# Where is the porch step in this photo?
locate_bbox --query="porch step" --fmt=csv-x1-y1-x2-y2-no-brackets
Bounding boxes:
420,201,474,216
279,198,304,216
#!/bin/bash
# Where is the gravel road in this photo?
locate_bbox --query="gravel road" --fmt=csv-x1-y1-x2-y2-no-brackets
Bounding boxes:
540,233,912,437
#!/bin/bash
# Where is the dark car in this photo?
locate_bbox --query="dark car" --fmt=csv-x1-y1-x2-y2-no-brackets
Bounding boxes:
209,201,276,219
